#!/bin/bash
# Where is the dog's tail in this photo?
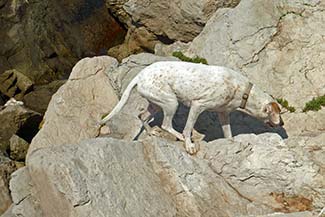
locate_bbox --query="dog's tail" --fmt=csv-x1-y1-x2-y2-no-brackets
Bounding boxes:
100,76,138,124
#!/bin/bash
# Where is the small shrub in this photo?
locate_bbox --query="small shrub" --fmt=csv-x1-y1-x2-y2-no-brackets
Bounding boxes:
276,98,296,113
303,95,325,112
172,51,208,64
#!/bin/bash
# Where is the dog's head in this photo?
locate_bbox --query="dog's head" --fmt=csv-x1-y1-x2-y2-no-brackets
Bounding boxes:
262,102,284,127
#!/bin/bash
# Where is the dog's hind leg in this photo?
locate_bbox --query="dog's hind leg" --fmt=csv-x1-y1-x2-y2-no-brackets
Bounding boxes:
153,96,184,141
217,112,232,138
183,102,205,154
138,103,160,133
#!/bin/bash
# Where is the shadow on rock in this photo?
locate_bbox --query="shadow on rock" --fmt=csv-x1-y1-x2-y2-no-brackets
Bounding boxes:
148,104,288,141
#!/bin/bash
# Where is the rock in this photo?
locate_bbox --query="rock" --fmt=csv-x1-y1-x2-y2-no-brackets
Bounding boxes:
242,211,315,217
154,41,191,57
22,80,66,114
108,26,158,61
24,137,261,216
27,56,120,157
8,133,324,216
0,154,17,215
105,0,130,26
0,105,42,155
107,0,240,60
9,167,42,217
199,133,325,212
9,135,29,162
0,69,33,100
282,110,325,137
1,205,14,217
188,0,325,110
124,0,240,42
0,0,126,84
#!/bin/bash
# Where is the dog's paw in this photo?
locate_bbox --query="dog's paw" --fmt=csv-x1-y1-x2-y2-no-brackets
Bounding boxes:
185,142,199,155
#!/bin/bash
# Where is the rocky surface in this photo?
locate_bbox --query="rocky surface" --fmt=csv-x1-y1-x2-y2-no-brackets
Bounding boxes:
107,0,240,60
5,133,322,216
27,56,120,156
0,70,33,100
124,0,240,42
9,135,29,162
0,154,17,215
0,105,42,155
188,0,325,110
0,0,126,86
22,80,66,114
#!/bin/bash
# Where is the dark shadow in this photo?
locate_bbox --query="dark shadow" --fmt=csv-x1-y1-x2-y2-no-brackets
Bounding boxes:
143,103,288,141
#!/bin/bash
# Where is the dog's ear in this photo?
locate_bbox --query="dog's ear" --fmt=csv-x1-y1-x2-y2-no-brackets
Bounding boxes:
264,102,281,114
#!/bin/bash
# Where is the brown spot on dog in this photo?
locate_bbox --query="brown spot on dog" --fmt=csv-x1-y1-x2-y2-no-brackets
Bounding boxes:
270,192,313,213
271,102,281,113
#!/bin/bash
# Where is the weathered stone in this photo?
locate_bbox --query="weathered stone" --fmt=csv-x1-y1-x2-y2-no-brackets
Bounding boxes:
0,69,33,100
154,41,191,57
25,137,263,217
9,135,29,162
0,154,17,215
9,132,324,216
0,0,126,84
188,0,325,110
124,0,240,42
9,167,42,217
108,27,158,61
0,105,42,155
27,56,120,157
199,133,325,212
22,80,66,114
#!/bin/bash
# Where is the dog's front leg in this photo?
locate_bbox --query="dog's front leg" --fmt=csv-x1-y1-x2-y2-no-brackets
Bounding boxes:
217,112,232,138
183,102,205,154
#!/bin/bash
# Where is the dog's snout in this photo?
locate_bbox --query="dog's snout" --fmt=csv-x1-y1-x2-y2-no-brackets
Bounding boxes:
279,116,284,126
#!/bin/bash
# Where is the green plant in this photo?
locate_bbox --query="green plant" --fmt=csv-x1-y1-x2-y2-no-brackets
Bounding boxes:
172,51,208,64
276,98,296,113
303,95,325,112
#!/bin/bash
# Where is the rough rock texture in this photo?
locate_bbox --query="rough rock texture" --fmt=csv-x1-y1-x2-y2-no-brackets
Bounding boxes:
22,80,66,114
27,56,120,156
107,26,158,61
9,167,42,217
0,70,33,100
124,0,240,42
0,0,125,85
0,154,17,215
200,133,325,212
0,105,42,154
188,0,325,110
107,0,240,60
7,133,324,216
154,41,191,57
9,135,29,162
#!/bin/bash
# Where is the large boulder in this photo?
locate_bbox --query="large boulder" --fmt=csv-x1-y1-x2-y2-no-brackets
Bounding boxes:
0,0,126,85
27,56,120,156
188,0,325,109
0,105,42,155
6,133,323,216
124,0,240,42
107,0,240,60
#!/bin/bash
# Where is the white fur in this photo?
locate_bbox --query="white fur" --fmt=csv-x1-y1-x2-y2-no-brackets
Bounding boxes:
101,61,278,154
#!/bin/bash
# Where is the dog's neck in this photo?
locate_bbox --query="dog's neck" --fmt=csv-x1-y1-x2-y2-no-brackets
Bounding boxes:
239,84,273,116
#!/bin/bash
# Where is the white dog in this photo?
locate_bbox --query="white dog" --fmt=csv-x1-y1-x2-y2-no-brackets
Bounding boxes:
100,61,283,154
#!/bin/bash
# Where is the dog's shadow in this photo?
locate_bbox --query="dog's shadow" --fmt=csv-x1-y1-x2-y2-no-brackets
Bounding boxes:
149,103,288,141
